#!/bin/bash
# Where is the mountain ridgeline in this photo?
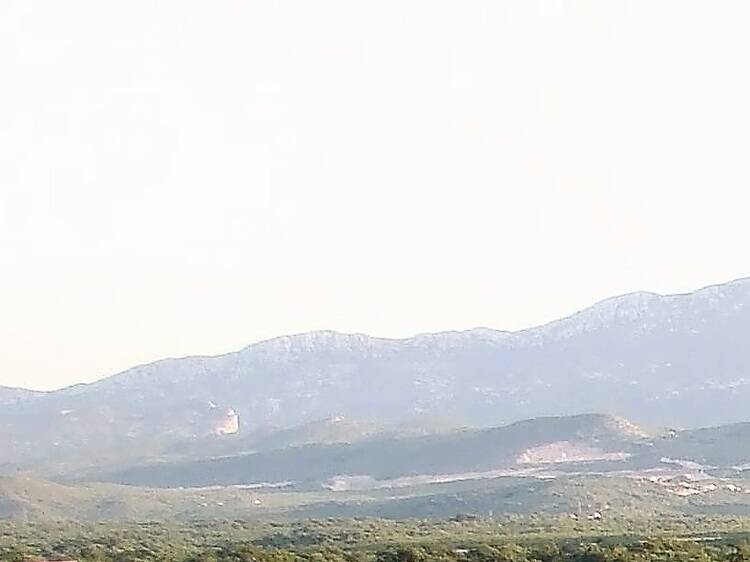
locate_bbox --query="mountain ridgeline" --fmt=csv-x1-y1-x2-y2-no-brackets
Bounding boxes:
2,277,750,475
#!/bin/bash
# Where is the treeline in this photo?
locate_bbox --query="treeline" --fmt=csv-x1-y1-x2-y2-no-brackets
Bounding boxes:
4,537,750,562
4,517,750,562
375,540,750,562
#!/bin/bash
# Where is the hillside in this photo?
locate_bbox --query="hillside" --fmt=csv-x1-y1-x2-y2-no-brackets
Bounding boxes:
98,414,649,488
5,412,750,521
4,470,750,522
96,414,750,495
3,277,750,473
160,416,460,464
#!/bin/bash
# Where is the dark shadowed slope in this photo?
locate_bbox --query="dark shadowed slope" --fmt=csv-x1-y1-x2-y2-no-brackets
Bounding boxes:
99,414,649,488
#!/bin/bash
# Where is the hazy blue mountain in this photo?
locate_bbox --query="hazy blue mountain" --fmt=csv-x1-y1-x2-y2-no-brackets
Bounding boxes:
0,386,42,405
2,277,750,472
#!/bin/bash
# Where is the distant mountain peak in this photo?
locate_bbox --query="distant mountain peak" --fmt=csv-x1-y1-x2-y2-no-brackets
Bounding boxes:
245,330,382,352
0,385,43,405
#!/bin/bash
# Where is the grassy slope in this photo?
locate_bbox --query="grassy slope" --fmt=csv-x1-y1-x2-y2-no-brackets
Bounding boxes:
4,471,750,522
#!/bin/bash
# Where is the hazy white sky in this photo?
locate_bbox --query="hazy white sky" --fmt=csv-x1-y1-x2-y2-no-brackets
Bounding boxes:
2,1,750,390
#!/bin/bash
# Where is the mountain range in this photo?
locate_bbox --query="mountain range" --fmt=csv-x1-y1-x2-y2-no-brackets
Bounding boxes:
4,277,750,474
2,276,749,520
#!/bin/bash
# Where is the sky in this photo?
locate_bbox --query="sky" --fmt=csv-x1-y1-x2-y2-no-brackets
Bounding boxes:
1,1,750,391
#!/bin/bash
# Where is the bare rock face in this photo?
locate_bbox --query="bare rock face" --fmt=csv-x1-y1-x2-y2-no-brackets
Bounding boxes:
516,441,630,464
214,409,239,436
609,416,649,438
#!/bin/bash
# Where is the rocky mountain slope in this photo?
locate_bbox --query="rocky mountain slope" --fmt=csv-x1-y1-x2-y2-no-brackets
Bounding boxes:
0,386,41,405
3,277,750,472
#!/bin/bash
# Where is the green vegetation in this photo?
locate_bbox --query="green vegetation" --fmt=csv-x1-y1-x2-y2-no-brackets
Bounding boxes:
3,516,750,562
